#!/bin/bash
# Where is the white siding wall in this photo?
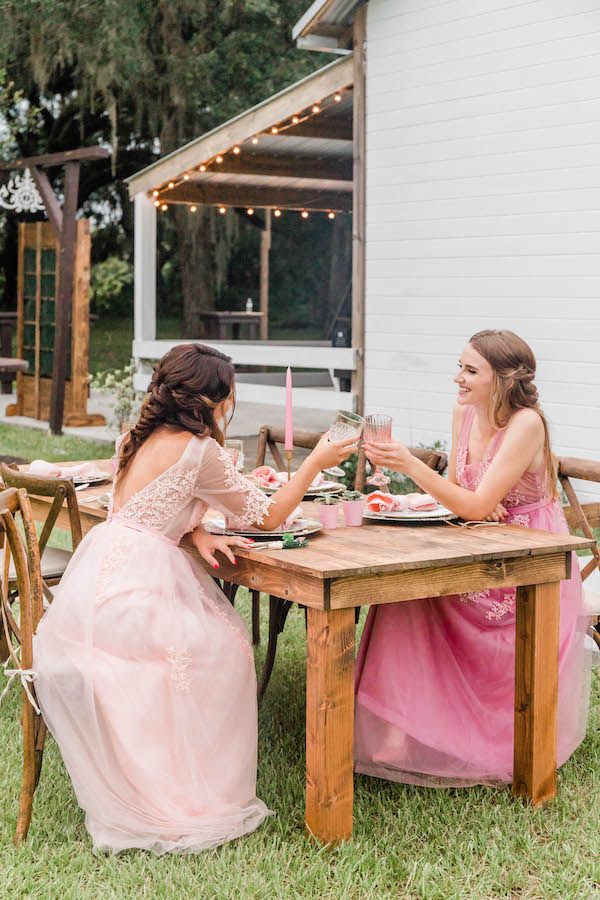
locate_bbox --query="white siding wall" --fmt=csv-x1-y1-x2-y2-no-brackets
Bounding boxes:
364,0,600,500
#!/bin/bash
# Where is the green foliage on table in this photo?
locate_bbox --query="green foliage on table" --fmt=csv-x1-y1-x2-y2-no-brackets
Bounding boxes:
90,362,142,430
312,492,342,505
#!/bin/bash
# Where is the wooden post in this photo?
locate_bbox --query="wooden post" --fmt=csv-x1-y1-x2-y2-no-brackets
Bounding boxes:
49,161,80,435
305,606,355,844
351,5,367,415
134,193,157,342
260,209,271,341
512,582,560,806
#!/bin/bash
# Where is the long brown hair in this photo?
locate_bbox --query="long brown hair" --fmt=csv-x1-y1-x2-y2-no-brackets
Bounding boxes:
116,343,235,482
469,329,557,496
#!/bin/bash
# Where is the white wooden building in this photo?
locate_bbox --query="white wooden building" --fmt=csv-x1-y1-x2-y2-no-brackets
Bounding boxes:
294,0,600,499
128,0,600,497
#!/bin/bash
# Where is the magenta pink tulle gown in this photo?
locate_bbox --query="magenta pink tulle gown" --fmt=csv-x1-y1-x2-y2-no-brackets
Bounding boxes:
355,407,590,787
34,435,273,853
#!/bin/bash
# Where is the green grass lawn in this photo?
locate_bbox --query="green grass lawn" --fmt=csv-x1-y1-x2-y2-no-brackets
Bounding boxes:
0,423,113,464
1,591,598,899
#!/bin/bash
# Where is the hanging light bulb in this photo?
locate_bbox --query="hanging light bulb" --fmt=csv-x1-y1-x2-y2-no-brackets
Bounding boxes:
271,126,278,135
292,115,299,125
183,173,190,181
247,208,254,216
199,164,206,172
216,155,223,164
301,210,309,219
153,200,160,207
251,137,259,145
190,205,197,213
233,146,241,155
334,93,342,103
219,206,227,214
161,204,168,212
328,211,336,219
152,190,159,197
168,181,175,189
312,104,320,114
274,209,281,218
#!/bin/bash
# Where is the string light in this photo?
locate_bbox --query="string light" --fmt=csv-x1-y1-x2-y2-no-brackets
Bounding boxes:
312,104,320,114
301,210,309,219
233,146,241,155
328,211,336,219
152,190,159,197
216,155,223,164
168,181,175,189
190,205,197,212
199,164,206,172
334,93,342,102
251,137,259,145
219,206,227,214
292,115,299,125
247,208,254,215
274,209,281,218
270,126,278,134
183,173,190,181
153,200,160,207
160,203,168,212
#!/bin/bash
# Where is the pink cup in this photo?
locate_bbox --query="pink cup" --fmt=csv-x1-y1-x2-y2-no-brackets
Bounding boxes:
342,498,365,527
317,504,339,529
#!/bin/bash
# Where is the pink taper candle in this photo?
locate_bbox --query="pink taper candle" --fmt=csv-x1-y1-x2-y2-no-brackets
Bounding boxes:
284,366,293,451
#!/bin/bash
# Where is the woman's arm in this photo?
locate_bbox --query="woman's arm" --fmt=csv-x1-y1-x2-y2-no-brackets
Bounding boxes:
364,409,545,520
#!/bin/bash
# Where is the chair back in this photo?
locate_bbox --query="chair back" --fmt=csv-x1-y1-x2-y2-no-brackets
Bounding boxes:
0,487,44,673
558,457,600,584
0,464,82,553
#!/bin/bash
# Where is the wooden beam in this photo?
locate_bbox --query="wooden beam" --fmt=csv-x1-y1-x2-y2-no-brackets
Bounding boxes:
49,161,80,435
351,6,366,415
260,210,271,340
0,147,110,170
189,172,352,193
127,57,354,198
165,183,352,211
28,166,63,236
284,117,352,141
208,155,353,181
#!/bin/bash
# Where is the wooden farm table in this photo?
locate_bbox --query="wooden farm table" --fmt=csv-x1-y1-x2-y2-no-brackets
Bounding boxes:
25,468,594,845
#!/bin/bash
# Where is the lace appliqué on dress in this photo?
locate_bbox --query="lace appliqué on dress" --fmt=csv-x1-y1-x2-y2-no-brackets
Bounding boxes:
96,537,133,606
118,465,196,531
166,647,192,694
217,446,272,530
510,513,531,527
485,591,516,621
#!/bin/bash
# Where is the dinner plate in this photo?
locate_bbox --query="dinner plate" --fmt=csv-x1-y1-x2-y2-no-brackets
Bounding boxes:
72,474,110,486
259,479,343,497
364,505,457,523
204,517,322,539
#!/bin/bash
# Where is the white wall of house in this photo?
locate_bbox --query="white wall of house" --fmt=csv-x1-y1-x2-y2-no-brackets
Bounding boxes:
363,0,600,499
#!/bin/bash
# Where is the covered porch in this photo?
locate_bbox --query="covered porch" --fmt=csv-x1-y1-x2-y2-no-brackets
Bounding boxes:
125,51,365,412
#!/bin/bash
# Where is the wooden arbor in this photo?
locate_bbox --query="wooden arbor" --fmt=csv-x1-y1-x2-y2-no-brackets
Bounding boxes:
0,148,109,433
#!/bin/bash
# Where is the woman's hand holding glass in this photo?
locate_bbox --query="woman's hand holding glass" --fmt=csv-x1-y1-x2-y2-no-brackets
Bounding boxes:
311,432,359,472
362,438,415,476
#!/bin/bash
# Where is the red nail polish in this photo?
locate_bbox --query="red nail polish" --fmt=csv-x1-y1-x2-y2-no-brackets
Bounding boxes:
213,563,219,569
233,559,237,565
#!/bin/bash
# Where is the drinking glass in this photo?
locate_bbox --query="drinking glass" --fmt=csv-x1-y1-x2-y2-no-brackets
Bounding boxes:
364,414,392,487
323,410,365,477
224,439,245,471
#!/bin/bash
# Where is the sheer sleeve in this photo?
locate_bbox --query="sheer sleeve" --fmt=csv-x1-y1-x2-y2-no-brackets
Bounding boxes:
194,437,272,529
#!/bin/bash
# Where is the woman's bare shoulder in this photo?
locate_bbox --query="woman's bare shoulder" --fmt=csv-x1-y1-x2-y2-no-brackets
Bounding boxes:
506,407,544,436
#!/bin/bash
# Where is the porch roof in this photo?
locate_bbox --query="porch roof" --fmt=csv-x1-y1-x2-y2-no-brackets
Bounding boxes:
126,56,353,213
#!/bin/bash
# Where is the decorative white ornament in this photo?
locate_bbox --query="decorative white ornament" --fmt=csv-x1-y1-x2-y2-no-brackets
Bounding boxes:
0,168,45,213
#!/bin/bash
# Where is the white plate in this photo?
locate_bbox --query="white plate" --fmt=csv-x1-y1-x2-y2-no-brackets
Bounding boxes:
204,517,322,539
364,505,457,523
260,480,343,497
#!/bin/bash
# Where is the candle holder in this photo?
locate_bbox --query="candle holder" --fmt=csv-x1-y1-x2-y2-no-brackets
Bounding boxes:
285,449,292,482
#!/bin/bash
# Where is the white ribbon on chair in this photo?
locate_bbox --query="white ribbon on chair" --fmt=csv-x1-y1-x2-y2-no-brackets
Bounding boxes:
0,656,41,715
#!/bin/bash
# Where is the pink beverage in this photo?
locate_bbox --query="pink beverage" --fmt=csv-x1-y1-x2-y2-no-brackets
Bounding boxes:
364,414,393,488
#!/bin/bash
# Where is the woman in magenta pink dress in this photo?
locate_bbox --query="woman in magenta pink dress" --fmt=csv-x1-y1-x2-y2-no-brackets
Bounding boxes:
355,329,589,786
33,344,356,853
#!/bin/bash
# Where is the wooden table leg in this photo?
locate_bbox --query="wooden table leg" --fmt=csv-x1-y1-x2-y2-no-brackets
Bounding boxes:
512,581,560,806
305,606,355,844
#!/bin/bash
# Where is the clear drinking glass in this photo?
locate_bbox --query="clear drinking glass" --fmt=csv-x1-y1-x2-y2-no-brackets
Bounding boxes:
324,410,365,476
364,414,392,487
224,439,245,471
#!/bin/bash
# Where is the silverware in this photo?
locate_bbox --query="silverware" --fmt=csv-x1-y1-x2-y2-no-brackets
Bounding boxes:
75,483,90,491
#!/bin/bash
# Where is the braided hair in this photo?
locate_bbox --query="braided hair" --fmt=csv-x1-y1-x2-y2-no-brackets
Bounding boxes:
116,343,235,482
469,329,557,496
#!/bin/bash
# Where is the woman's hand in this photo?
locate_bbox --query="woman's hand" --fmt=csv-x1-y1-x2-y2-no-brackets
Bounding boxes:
362,440,414,475
309,432,359,471
483,503,508,523
190,528,255,569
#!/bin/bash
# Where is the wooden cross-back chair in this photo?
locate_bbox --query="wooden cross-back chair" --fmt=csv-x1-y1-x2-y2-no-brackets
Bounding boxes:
252,426,449,701
558,457,600,646
0,486,47,844
0,464,82,599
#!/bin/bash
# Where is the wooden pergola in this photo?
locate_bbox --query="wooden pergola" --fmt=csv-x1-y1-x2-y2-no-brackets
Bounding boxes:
126,48,366,412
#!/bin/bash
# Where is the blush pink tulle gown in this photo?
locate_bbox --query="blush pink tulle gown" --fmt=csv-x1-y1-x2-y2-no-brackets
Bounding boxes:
355,406,590,787
34,435,273,853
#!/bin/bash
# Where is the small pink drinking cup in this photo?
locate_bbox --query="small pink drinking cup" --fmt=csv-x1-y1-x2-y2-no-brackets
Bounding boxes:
342,498,365,527
317,504,340,529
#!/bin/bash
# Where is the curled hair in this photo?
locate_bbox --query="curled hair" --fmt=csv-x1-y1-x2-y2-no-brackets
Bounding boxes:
468,329,557,497
116,343,235,483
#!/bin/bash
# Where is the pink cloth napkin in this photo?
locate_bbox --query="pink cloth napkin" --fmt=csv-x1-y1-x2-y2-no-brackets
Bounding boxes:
276,471,323,489
251,466,280,489
29,460,105,480
365,491,439,513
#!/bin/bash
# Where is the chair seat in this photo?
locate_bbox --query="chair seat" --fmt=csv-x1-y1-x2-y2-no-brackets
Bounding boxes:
1,546,72,582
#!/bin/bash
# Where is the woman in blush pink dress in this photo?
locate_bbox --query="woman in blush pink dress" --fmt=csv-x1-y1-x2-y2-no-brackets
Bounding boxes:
33,343,356,853
355,329,590,787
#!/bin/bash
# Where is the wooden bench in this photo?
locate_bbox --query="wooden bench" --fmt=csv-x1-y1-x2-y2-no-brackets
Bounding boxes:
0,356,28,393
